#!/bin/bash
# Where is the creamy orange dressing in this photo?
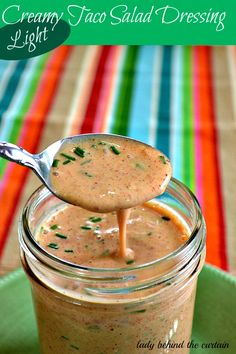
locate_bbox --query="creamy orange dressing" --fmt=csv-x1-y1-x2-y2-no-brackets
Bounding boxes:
50,136,171,212
36,203,188,267
50,135,172,260
116,208,133,259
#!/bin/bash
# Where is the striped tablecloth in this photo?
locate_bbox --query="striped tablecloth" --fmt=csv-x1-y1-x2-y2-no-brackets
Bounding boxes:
0,46,235,276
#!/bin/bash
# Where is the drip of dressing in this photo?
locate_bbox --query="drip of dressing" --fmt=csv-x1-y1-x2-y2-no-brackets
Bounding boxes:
116,208,134,260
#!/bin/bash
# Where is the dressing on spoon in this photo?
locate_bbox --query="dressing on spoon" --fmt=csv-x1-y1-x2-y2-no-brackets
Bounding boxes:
50,135,172,261
50,135,171,212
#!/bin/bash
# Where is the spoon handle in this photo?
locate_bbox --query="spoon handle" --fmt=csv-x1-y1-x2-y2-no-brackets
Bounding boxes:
0,141,39,171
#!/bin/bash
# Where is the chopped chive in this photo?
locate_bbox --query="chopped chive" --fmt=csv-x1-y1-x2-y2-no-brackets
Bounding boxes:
85,244,89,248
60,153,76,161
48,243,59,249
110,145,121,155
87,324,100,330
64,249,74,253
162,216,171,221
70,344,79,350
102,249,110,256
131,309,146,313
98,141,107,145
40,226,44,233
135,162,145,170
74,146,85,158
63,159,71,165
147,232,152,236
50,224,58,230
159,155,167,164
126,260,134,265
91,144,97,148
52,159,60,167
55,233,68,239
80,225,93,230
82,171,93,177
89,216,102,223
61,335,69,340
80,159,92,166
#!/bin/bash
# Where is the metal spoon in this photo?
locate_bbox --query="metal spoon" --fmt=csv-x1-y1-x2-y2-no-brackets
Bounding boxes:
0,134,148,201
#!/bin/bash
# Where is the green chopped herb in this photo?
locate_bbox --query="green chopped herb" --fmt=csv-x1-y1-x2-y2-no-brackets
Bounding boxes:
131,309,146,314
48,243,59,249
63,159,71,165
61,335,69,340
64,249,74,253
60,153,76,161
135,162,145,170
98,141,107,145
74,146,85,158
89,216,102,223
80,225,93,230
87,324,100,331
55,233,68,239
166,282,172,286
50,224,58,230
102,249,110,256
91,144,97,148
40,226,44,233
84,244,89,249
162,216,171,221
126,259,134,265
70,344,79,350
147,231,152,236
110,145,121,155
159,155,167,164
52,159,60,167
83,171,93,177
80,159,92,166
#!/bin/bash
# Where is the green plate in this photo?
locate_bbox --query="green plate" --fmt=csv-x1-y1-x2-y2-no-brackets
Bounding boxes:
0,264,235,354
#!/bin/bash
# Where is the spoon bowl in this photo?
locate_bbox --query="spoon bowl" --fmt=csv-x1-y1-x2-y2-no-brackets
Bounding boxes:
0,133,172,212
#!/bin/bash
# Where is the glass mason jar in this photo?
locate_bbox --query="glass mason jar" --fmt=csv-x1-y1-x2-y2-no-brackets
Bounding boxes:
19,178,206,354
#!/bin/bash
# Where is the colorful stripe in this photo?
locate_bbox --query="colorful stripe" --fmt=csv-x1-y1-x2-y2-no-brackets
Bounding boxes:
193,47,203,206
0,47,72,256
0,55,49,178
182,47,195,192
0,45,232,274
112,46,139,136
128,46,156,143
80,46,113,134
65,46,101,136
170,46,183,181
197,46,227,270
149,46,162,147
0,57,41,141
156,46,173,157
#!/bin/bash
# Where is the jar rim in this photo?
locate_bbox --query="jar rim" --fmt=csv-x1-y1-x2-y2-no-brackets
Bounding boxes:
19,177,204,275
